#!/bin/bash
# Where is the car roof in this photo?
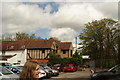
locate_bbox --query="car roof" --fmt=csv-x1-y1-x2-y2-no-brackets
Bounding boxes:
66,64,74,65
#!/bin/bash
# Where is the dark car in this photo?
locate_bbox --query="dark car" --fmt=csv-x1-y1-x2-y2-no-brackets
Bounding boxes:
0,66,19,78
91,64,120,80
63,64,77,72
5,66,23,75
52,64,64,72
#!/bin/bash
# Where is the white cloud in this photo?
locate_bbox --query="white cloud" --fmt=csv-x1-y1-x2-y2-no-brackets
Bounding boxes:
1,2,118,44
2,3,52,34
49,28,76,42
1,0,119,2
64,0,119,2
51,3,105,31
92,3,118,20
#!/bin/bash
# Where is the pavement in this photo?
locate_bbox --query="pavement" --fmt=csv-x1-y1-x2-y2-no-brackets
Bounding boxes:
44,68,91,80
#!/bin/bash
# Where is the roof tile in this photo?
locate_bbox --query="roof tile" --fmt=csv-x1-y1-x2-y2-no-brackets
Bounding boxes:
1,38,72,50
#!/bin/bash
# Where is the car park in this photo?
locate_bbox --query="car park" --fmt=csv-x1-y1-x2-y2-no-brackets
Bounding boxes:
0,66,19,79
63,64,77,72
91,64,120,80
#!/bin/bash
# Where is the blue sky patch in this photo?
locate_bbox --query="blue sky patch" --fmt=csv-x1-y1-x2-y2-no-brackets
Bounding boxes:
22,2,59,14
30,28,51,39
39,2,59,14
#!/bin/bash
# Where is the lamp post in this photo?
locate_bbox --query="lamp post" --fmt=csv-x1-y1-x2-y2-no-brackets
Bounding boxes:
75,36,78,52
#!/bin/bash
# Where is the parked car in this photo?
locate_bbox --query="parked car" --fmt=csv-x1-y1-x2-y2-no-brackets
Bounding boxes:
39,69,46,79
63,64,77,72
41,64,59,76
51,68,59,76
5,66,20,74
40,65,52,78
0,66,19,79
12,65,23,72
5,66,23,75
52,64,64,72
91,64,120,80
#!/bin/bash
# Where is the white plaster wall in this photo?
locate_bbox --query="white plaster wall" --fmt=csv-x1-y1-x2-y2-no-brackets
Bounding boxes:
5,50,26,65
0,51,2,60
0,51,2,55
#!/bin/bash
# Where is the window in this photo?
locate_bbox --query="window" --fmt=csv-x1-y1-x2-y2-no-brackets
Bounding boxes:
115,66,120,72
10,45,14,49
18,60,21,63
63,50,66,54
21,45,25,49
42,50,45,53
56,50,57,53
70,50,72,56
2,51,5,55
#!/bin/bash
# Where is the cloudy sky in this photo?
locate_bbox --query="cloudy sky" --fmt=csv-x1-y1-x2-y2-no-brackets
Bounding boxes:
1,0,119,47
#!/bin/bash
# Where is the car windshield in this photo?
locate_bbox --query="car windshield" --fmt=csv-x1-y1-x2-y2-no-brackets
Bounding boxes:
65,64,73,67
41,65,51,69
45,66,51,69
40,65,45,70
0,66,13,75
53,64,60,67
15,66,23,69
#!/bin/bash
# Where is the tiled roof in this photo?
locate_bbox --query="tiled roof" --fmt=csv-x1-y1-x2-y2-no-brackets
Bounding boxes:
1,38,72,50
26,39,54,49
48,38,72,50
1,40,30,50
58,42,72,50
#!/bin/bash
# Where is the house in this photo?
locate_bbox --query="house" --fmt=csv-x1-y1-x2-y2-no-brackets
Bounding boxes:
47,38,73,58
0,38,73,65
56,42,73,58
0,40,28,65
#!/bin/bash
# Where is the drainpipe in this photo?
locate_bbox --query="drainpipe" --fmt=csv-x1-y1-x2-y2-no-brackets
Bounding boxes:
24,49,27,64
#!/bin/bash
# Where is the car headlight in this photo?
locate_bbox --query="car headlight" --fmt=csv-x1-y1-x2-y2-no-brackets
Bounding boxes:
57,67,60,69
52,70,58,73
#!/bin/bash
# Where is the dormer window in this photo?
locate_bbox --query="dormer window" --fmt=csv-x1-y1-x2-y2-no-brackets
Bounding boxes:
21,45,25,49
6,46,9,50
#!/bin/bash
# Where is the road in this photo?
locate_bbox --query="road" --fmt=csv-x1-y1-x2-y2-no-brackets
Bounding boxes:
44,70,91,80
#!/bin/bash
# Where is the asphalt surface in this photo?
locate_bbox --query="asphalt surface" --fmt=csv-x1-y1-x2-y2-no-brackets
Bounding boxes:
44,70,91,80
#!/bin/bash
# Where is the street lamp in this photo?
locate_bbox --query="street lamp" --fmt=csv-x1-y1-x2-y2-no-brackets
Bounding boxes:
75,37,77,51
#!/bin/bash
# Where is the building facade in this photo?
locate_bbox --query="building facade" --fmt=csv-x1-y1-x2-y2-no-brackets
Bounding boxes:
0,38,73,65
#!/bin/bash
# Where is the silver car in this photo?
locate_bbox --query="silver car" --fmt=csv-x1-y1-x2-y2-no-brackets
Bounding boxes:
0,66,19,79
39,69,46,78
